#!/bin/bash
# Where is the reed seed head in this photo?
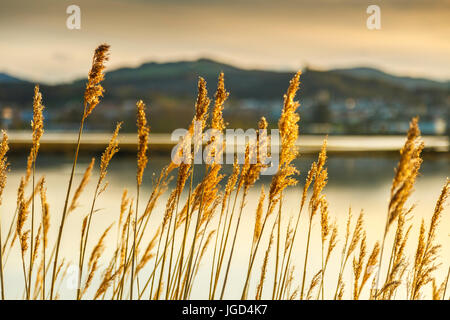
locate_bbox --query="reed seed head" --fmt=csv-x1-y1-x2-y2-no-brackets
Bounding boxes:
268,71,301,209
99,122,122,188
136,100,150,186
253,186,265,244
0,130,9,205
212,73,228,132
83,43,110,119
388,117,423,230
25,85,45,183
194,77,210,130
39,178,50,248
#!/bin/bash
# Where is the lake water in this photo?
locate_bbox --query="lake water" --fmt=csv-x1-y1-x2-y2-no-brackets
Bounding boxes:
1,152,449,299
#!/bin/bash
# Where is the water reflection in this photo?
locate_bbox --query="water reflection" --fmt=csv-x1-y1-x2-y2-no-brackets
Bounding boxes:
1,153,449,299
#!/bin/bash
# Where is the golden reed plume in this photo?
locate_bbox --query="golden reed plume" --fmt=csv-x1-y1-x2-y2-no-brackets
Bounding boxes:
168,77,210,173
212,73,228,132
268,71,301,211
0,50,448,302
24,86,44,183
99,122,122,188
387,117,424,230
83,44,110,120
136,100,150,186
39,178,50,249
0,131,9,204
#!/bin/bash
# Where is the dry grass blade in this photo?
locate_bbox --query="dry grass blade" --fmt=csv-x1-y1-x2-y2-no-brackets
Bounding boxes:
306,270,322,300
255,234,273,300
69,158,95,213
99,122,122,189
410,179,449,299
81,224,113,298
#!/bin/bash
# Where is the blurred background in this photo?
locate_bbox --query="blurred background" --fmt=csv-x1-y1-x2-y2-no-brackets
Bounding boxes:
0,0,449,299
0,0,449,135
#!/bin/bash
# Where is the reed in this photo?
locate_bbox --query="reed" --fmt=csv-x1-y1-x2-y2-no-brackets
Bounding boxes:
0,46,448,300
39,178,49,300
375,117,423,299
130,99,150,299
16,178,30,298
300,138,328,299
410,179,449,299
26,85,44,300
0,131,9,299
209,157,239,299
333,209,364,299
50,44,110,300
77,122,121,300
241,72,302,299
180,78,211,300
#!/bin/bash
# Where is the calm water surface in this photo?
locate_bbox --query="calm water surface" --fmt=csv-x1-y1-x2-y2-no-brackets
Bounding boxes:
1,152,449,299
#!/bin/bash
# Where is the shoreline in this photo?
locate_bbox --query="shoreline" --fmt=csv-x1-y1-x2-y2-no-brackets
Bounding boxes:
5,131,449,154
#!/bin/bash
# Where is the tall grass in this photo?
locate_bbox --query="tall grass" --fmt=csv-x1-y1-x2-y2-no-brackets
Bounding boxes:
50,44,110,300
0,44,448,300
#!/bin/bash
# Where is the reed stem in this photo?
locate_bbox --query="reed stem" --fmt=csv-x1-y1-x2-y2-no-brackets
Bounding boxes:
220,189,247,299
0,216,5,299
300,212,313,300
50,107,86,300
130,185,139,300
77,182,100,299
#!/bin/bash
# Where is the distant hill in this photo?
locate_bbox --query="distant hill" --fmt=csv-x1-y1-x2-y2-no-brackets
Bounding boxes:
0,58,448,134
0,72,25,84
70,58,447,102
330,67,449,90
2,59,448,102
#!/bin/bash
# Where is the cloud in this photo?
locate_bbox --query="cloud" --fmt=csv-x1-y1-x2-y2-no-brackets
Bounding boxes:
0,0,449,82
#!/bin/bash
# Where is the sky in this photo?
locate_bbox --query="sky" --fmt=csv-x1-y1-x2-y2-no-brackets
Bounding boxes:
0,0,449,84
